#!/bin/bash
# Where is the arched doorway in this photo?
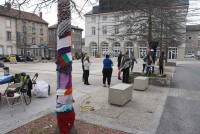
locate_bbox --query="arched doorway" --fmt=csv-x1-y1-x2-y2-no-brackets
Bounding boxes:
90,42,98,57
101,41,109,56
125,42,134,52
113,42,121,57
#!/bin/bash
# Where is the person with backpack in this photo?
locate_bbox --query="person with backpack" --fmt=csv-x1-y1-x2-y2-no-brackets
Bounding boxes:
83,56,91,85
102,54,113,88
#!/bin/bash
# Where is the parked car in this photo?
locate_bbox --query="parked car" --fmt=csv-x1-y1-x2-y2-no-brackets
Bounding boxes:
26,56,34,62
0,55,7,61
184,54,195,58
16,55,26,62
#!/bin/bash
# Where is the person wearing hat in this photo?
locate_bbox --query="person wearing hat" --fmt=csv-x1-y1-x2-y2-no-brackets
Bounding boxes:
102,54,113,88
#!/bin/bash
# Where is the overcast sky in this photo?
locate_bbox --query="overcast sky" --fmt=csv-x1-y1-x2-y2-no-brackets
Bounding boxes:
1,0,200,37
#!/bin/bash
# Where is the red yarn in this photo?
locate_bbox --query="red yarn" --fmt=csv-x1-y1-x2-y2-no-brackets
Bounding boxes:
57,111,75,134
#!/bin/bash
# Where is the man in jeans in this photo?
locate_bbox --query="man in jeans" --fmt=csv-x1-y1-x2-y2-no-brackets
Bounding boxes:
102,55,113,88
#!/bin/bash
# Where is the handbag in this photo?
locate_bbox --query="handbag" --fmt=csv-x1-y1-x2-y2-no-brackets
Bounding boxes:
6,90,15,97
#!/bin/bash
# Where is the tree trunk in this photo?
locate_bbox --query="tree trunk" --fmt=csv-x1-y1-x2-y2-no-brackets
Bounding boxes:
148,13,153,46
160,8,163,56
56,0,75,133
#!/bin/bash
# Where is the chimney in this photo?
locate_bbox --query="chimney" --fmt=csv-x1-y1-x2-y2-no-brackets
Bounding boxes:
39,12,42,18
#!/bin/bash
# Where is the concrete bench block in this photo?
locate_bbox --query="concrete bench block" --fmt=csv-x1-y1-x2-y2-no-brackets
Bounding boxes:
134,76,149,91
108,83,132,106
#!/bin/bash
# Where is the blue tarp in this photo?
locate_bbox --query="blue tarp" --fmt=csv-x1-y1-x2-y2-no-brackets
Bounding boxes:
0,75,13,85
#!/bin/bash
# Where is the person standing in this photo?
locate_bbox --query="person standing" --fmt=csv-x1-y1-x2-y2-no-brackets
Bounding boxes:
102,55,113,88
117,52,122,80
83,56,91,85
81,52,85,82
130,51,137,72
142,54,147,73
120,51,132,83
159,51,164,75
146,51,153,76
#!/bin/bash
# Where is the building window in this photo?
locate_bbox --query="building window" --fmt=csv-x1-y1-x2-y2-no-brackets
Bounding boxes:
126,42,133,52
7,46,13,55
6,19,11,28
101,43,109,56
168,47,177,60
6,31,11,41
91,16,96,23
40,38,43,44
40,28,43,35
16,32,21,42
139,47,147,58
114,25,119,34
92,27,96,35
0,46,4,55
102,26,107,35
32,37,36,44
113,43,120,56
91,43,98,57
102,16,107,21
32,23,36,34
23,37,27,44
23,25,26,33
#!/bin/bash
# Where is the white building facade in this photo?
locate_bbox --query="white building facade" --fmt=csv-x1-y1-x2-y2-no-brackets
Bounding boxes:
85,12,139,58
0,16,17,55
85,1,188,61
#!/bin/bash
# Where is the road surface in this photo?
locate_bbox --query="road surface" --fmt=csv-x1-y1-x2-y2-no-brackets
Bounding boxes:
156,63,200,134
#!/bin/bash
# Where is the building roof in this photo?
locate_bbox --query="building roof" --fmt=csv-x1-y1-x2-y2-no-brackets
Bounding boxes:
85,0,189,15
186,25,200,31
0,6,48,25
49,24,83,31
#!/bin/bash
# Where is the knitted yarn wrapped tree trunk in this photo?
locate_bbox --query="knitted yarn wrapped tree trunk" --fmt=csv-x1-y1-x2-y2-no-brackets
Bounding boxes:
56,0,75,133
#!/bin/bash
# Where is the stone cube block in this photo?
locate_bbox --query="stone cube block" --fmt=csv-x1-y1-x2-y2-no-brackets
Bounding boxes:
108,83,132,106
134,76,149,91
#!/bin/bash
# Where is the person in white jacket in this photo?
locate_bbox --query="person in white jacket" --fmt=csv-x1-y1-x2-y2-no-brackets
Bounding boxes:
83,56,91,85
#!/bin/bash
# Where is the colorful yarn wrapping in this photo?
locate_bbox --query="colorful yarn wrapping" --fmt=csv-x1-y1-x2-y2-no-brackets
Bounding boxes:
56,0,75,133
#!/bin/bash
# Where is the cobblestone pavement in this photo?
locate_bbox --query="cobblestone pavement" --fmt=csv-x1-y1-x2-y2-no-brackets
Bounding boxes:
0,58,178,134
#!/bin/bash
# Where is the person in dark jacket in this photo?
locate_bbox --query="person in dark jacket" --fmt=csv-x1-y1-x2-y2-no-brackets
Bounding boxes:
81,52,86,83
159,51,165,75
117,52,122,80
146,51,153,76
142,54,147,73
102,55,113,88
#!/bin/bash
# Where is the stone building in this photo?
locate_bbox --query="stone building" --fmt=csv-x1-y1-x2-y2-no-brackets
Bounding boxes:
0,4,48,57
85,0,189,61
186,25,200,55
48,24,83,58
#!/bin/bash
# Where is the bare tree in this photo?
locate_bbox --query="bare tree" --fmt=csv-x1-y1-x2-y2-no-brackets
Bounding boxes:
105,0,189,62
